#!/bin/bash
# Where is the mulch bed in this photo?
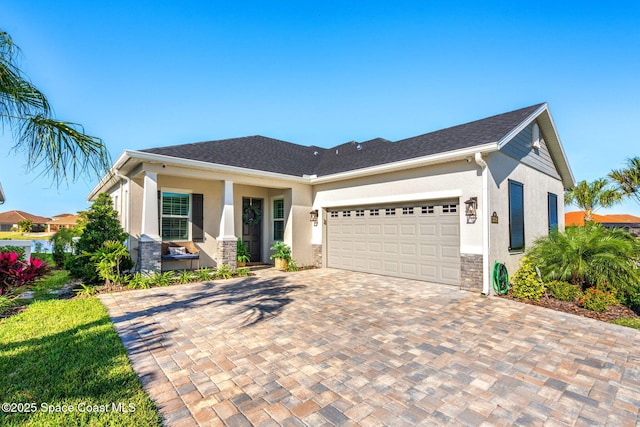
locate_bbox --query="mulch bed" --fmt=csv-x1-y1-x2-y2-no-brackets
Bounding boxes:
499,293,640,322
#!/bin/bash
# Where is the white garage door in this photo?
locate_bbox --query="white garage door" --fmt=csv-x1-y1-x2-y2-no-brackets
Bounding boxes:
326,200,460,285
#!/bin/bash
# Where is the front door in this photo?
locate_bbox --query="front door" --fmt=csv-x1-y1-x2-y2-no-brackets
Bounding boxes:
242,197,262,262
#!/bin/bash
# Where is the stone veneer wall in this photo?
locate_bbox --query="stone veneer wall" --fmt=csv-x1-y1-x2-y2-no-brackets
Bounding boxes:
460,254,483,291
137,237,161,275
216,239,237,270
312,244,322,268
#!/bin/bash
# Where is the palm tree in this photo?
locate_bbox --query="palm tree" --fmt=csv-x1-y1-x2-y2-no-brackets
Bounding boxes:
610,156,640,205
564,179,622,222
0,29,110,186
528,223,640,295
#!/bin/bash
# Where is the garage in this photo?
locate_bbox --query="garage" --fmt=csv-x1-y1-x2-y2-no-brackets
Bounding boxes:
326,200,460,285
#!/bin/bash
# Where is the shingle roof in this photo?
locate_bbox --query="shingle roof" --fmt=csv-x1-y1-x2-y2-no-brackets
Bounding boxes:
0,210,51,224
141,104,544,177
565,211,640,226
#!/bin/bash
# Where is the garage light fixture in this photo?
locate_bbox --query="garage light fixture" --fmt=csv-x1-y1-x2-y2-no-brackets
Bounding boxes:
310,209,319,226
464,197,478,222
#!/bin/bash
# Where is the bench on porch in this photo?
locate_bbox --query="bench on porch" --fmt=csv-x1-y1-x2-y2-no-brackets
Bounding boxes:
161,241,200,270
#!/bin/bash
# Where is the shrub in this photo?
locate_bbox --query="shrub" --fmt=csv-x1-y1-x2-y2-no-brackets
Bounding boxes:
68,193,129,282
237,239,251,264
511,257,545,301
236,267,250,277
195,267,213,282
174,270,194,284
285,259,299,272
0,246,25,259
127,272,152,289
0,252,50,295
149,271,174,287
581,288,619,312
17,219,32,233
215,264,234,279
89,241,133,286
546,280,583,302
528,224,640,296
51,227,78,268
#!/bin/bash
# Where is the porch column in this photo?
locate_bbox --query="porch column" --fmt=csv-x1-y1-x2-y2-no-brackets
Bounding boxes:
138,171,161,274
216,180,237,269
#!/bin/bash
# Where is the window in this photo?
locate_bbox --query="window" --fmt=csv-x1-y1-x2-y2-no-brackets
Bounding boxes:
273,199,284,241
402,207,414,215
385,208,396,216
422,206,434,214
508,181,525,251
355,210,365,217
342,210,351,217
161,192,190,241
442,204,457,213
548,193,558,233
370,209,379,216
330,211,339,218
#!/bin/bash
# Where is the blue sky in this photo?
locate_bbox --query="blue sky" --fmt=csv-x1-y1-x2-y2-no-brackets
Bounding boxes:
2,1,640,217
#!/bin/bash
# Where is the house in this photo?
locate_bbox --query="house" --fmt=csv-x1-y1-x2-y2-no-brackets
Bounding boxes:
565,211,640,236
0,210,51,232
89,103,574,293
46,213,80,232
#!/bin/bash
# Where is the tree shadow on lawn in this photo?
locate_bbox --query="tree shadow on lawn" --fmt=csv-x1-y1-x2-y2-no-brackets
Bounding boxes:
0,308,162,426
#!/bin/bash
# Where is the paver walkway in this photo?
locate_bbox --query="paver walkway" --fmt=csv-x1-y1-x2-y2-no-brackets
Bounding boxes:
99,268,640,426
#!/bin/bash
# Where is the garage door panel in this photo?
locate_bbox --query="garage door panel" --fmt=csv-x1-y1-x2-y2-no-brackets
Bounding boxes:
327,201,460,285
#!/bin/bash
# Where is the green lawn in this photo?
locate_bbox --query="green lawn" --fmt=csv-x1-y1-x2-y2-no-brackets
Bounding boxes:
0,232,50,241
0,298,161,426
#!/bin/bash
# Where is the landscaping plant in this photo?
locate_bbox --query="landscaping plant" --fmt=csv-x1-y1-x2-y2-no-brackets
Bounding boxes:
51,227,78,267
581,288,619,312
510,257,545,301
527,224,640,300
127,272,152,289
149,271,174,287
237,239,251,265
0,251,49,295
215,264,234,279
90,240,133,286
545,280,583,302
67,193,129,283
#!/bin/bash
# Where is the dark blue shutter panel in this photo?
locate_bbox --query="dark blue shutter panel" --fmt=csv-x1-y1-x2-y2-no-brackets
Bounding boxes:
192,194,204,242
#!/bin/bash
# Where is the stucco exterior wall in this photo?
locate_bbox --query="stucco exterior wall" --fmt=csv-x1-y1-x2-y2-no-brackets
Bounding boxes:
486,151,565,276
312,160,485,263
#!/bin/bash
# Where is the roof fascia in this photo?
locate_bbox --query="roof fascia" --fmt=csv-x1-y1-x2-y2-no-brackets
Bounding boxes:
0,181,5,204
310,143,499,184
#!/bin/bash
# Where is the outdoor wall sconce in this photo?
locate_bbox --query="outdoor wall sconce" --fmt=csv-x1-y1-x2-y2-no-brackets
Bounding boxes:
309,209,319,226
464,197,478,222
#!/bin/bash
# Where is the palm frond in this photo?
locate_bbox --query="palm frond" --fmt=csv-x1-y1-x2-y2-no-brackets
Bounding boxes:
15,115,111,186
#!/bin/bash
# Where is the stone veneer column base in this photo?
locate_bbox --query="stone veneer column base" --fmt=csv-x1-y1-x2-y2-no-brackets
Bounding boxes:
216,239,237,270
137,235,161,275
312,244,322,268
460,254,483,291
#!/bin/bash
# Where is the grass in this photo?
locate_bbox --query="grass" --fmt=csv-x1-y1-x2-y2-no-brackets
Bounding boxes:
0,298,161,426
610,317,640,329
0,232,51,241
28,270,71,300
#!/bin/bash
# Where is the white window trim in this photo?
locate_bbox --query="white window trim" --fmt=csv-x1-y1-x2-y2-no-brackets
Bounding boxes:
161,188,193,241
270,195,285,243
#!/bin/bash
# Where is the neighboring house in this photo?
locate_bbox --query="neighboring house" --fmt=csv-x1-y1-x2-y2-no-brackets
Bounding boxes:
89,103,574,293
565,211,640,236
46,213,80,232
0,210,51,232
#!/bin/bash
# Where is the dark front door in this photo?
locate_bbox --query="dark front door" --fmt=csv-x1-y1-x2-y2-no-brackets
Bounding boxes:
242,197,262,262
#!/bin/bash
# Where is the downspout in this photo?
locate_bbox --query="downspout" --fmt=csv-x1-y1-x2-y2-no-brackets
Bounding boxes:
474,152,491,295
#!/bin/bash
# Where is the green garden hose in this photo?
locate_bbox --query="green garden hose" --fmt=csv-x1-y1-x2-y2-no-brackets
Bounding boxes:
491,262,509,295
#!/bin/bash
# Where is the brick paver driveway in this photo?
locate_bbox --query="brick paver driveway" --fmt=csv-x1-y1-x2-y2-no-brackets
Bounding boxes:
99,269,640,426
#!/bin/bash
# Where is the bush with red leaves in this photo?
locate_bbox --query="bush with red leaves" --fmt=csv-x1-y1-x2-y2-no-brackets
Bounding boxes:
0,251,50,295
